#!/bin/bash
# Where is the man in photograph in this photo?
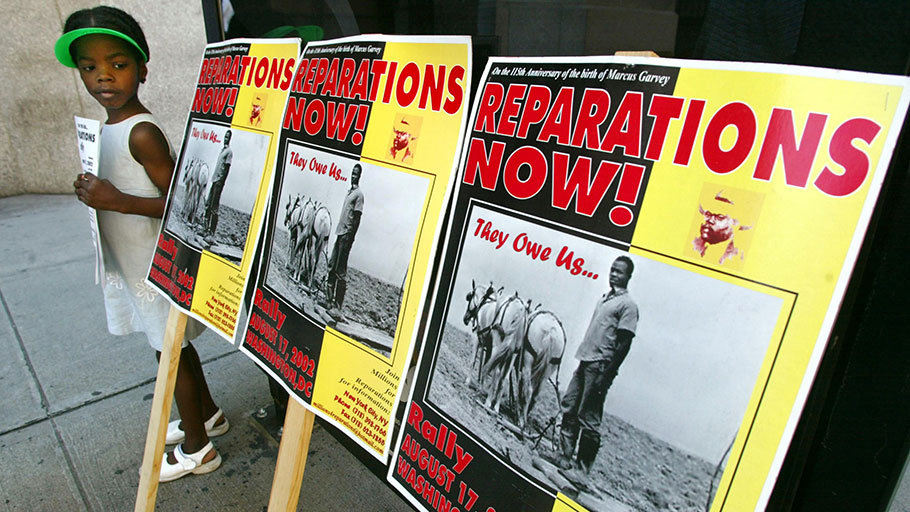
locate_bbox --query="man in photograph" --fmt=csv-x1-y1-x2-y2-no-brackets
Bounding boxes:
325,163,364,321
202,129,233,245
553,255,639,486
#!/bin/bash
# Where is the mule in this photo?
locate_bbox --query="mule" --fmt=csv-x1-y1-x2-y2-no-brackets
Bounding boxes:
299,201,318,278
183,159,208,226
284,194,300,264
462,281,502,386
514,309,565,430
283,194,304,273
301,205,331,290
462,282,567,432
481,292,528,413
180,158,196,220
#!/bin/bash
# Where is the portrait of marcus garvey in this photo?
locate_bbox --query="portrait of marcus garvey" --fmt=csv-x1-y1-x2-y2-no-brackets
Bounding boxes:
692,191,753,265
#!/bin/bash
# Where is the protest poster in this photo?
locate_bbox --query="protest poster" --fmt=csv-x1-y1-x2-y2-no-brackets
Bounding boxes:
387,57,910,512
73,115,104,284
147,38,300,340
238,35,471,459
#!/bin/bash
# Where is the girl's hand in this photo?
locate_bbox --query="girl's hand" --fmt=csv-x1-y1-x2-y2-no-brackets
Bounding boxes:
73,173,124,211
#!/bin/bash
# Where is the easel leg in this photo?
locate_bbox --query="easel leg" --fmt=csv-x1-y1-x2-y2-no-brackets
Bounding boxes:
268,399,316,511
135,306,187,512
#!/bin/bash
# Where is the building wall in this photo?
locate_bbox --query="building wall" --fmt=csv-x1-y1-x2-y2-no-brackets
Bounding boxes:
0,0,206,197
0,0,677,197
493,0,677,57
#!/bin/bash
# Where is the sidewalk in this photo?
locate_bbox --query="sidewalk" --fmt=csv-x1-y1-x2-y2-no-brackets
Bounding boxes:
0,194,412,511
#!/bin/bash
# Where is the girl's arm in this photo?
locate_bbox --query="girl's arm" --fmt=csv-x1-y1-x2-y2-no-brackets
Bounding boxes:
73,122,174,218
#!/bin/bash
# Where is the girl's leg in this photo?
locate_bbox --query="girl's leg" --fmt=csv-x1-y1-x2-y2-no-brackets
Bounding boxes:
157,346,215,463
183,343,220,422
159,343,225,434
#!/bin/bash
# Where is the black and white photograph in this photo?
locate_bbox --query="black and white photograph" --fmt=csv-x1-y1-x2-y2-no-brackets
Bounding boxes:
426,203,785,512
264,142,431,357
165,121,270,265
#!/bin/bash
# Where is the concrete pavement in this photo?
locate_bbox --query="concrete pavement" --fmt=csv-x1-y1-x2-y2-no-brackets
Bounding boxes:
0,194,412,511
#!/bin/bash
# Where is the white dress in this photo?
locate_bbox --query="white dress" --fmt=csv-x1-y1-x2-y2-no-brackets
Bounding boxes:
98,113,204,350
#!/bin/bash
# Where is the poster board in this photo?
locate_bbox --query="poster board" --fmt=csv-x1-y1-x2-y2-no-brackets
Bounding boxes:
147,38,300,341
238,35,471,459
388,56,910,512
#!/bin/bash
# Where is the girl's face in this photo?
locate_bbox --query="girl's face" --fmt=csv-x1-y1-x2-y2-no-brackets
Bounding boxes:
73,34,147,123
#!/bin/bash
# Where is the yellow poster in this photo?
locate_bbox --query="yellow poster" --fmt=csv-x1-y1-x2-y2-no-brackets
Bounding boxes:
388,57,910,512
238,35,472,459
149,38,300,341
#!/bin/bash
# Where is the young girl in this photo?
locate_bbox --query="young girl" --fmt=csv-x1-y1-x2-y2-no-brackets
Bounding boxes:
56,6,229,483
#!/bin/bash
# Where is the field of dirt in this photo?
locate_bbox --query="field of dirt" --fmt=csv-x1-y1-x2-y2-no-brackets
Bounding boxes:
427,322,721,512
265,228,402,347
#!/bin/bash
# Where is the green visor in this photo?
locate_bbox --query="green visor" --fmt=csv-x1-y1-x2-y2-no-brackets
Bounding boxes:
55,27,148,68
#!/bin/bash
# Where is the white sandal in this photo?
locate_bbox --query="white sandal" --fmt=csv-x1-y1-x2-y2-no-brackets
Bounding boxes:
159,442,221,482
165,408,230,445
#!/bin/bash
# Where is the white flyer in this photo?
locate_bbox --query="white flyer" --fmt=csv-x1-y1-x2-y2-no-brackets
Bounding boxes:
74,116,104,284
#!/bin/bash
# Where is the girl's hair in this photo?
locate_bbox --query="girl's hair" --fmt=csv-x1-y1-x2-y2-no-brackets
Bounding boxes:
61,6,150,65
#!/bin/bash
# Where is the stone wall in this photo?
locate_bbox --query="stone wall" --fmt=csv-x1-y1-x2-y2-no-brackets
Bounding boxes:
0,0,206,196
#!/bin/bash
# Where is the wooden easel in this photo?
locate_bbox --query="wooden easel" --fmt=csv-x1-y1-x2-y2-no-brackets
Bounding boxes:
614,50,659,57
135,306,187,512
132,304,318,511
267,400,316,511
